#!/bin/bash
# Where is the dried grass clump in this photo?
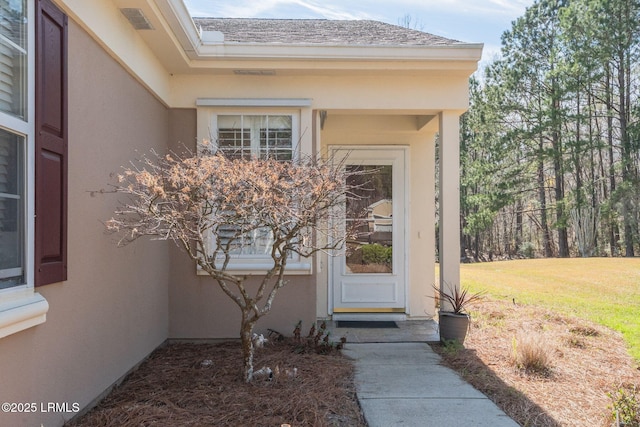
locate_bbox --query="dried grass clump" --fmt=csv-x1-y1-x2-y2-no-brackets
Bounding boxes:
511,332,553,376
570,325,600,337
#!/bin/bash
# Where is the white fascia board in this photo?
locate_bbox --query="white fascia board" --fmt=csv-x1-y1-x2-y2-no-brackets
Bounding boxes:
196,98,313,107
196,43,485,63
154,0,202,56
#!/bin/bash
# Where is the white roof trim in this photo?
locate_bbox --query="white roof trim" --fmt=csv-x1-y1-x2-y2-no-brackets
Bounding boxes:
154,1,483,64
197,43,484,62
196,98,313,107
154,0,202,55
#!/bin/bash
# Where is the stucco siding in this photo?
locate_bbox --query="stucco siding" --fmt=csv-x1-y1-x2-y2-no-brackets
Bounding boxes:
172,74,470,112
0,20,170,427
168,242,318,339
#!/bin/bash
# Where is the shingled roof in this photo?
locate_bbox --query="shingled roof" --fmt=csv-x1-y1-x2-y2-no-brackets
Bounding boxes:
192,18,461,46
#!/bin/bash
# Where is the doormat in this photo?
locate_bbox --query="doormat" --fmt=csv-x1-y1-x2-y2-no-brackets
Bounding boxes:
335,321,398,328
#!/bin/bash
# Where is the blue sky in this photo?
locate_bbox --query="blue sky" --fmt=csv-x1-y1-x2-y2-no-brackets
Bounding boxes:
183,0,536,65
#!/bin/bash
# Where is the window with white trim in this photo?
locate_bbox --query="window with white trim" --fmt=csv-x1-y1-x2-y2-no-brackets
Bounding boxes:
0,0,28,289
215,114,293,257
217,114,293,161
198,110,310,273
0,0,51,339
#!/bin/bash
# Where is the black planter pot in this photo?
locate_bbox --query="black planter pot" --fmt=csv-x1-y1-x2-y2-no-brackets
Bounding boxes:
438,312,470,344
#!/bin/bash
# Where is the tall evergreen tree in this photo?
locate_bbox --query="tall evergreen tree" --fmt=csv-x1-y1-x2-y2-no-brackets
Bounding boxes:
459,0,640,259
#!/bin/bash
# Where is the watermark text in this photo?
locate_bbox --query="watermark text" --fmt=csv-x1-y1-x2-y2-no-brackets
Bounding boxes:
2,402,80,413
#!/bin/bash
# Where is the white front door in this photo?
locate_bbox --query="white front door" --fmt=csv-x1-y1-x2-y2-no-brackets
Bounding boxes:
330,147,407,316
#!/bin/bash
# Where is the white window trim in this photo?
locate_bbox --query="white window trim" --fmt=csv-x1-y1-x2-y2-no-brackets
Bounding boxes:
0,288,48,339
196,106,312,275
0,1,49,339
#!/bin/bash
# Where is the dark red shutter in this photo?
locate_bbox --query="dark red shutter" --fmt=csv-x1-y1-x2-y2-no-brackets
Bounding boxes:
35,0,68,286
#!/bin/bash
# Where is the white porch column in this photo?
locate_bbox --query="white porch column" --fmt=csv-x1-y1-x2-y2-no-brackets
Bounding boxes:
438,111,461,304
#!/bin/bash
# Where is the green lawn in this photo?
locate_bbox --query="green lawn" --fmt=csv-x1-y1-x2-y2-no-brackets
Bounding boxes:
456,258,640,361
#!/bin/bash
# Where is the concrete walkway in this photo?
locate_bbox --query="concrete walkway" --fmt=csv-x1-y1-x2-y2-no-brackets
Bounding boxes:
330,321,519,427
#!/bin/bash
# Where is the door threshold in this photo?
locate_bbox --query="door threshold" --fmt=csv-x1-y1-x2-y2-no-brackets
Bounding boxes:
331,313,407,322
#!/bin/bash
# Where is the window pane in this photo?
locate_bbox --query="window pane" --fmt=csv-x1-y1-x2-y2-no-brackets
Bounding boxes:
259,115,292,161
345,165,393,274
0,0,27,119
245,228,273,255
217,115,293,161
0,0,26,47
0,127,23,287
218,127,250,160
215,225,274,256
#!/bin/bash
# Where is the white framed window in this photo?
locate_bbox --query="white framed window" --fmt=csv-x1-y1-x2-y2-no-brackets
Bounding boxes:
197,108,311,274
0,0,48,339
217,115,293,161
1,0,30,289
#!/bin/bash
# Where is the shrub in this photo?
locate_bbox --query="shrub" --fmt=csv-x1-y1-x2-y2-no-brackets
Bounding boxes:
361,243,392,265
510,333,552,376
518,241,536,258
609,385,640,427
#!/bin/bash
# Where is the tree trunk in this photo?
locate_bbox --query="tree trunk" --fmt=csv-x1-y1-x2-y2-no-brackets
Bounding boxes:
538,139,553,257
460,214,467,260
617,49,635,257
515,201,523,256
240,311,257,383
551,79,569,258
605,67,620,256
474,230,480,261
575,86,584,210
587,88,599,253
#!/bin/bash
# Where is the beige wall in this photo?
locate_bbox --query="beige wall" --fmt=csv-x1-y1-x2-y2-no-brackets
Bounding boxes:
0,20,170,427
172,73,470,112
168,245,318,338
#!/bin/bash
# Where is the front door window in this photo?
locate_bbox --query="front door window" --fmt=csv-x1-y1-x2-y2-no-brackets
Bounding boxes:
345,165,393,274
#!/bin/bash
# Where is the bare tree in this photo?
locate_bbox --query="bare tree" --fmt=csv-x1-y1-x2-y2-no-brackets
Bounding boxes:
398,13,424,31
105,147,353,382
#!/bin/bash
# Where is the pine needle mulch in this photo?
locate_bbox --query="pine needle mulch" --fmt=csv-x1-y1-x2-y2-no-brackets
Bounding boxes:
67,340,366,427
431,298,640,427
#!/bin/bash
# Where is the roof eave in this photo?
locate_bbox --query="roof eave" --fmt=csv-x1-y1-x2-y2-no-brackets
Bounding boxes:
193,43,484,63
153,0,483,71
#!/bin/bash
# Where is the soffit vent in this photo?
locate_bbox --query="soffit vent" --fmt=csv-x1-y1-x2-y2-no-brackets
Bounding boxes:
120,8,154,30
233,70,276,76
